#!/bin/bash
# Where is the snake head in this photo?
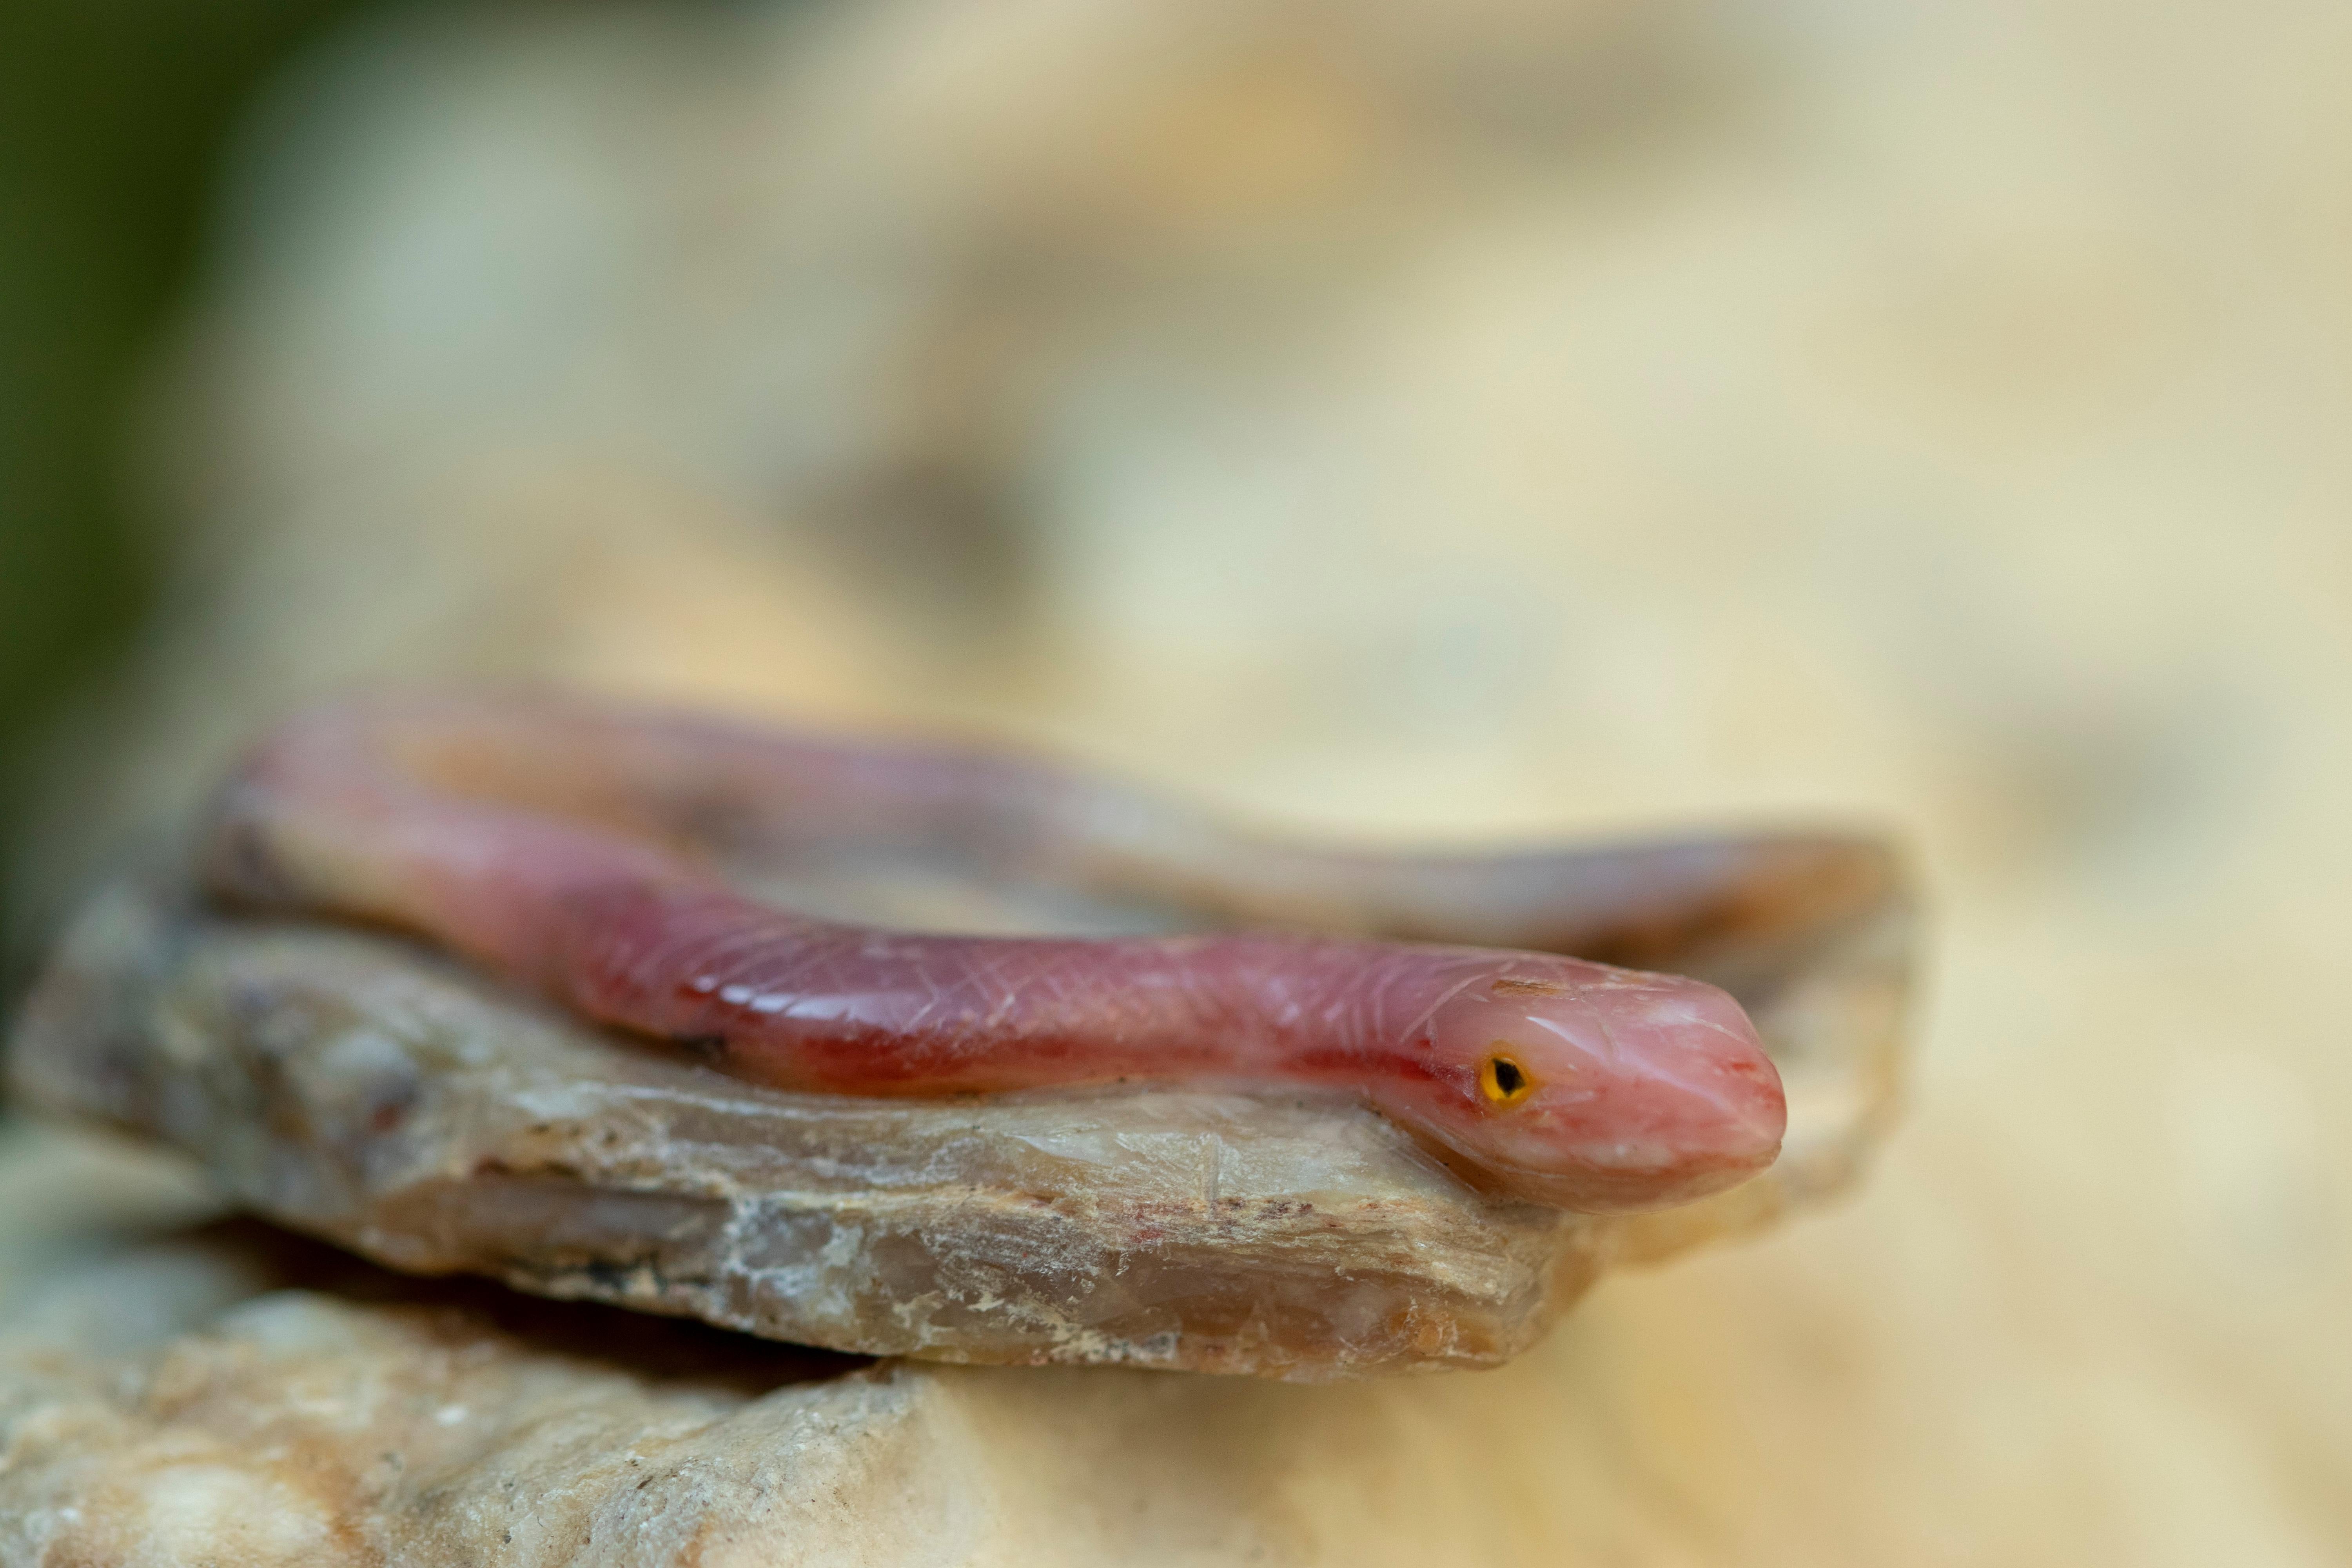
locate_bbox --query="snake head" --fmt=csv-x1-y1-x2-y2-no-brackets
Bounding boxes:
1415,959,1786,1211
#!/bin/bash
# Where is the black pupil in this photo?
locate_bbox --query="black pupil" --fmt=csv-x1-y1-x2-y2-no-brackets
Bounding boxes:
1491,1057,1525,1096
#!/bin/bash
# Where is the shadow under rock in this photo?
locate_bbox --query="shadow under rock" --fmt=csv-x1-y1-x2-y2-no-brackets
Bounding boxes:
170,1215,878,1395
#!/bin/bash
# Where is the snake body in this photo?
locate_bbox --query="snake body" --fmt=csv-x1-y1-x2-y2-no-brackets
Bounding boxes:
202,694,1789,1212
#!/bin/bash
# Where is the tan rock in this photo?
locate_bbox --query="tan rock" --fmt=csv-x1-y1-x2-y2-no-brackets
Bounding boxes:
0,1223,936,1567
7,869,1903,1379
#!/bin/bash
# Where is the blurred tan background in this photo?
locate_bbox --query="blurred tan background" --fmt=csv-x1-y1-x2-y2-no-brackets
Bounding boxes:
3,0,2348,1562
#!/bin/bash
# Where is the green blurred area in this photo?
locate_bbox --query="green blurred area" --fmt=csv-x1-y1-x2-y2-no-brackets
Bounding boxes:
0,0,372,806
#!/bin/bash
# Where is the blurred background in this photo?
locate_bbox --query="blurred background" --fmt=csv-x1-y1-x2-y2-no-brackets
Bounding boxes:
0,0,354,931
2,0,2347,1562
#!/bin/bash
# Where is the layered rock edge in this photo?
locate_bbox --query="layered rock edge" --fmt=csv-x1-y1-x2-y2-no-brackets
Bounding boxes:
7,875,1910,1377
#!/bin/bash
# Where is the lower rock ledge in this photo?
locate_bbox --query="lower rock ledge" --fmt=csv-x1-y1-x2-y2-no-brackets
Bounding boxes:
6,877,1899,1377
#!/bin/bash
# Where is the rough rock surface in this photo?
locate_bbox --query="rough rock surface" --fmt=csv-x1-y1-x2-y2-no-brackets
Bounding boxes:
0,1220,929,1567
7,873,1906,1378
0,1134,1314,1568
0,1115,1855,1568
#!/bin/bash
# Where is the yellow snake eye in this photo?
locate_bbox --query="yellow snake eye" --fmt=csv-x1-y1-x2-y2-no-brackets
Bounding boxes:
1479,1049,1535,1107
